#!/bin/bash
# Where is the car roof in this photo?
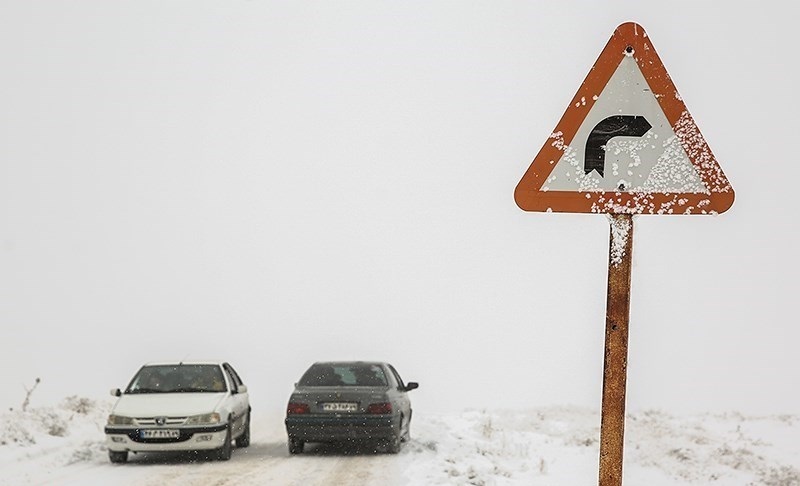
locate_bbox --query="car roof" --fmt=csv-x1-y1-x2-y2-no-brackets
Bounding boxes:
311,361,388,367
142,360,226,367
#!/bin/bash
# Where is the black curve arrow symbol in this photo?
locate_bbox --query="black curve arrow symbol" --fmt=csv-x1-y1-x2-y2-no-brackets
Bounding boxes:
584,115,652,177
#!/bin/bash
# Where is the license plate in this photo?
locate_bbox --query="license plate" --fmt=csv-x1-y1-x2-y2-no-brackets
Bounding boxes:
321,402,357,412
140,429,180,439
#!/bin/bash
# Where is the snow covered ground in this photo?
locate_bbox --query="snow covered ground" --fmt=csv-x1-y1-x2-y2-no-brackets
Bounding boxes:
1,397,798,485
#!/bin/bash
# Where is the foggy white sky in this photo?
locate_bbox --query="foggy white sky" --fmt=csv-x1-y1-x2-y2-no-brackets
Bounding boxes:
1,1,798,418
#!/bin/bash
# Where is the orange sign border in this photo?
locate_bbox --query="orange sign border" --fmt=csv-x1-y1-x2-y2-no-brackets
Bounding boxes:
514,22,734,215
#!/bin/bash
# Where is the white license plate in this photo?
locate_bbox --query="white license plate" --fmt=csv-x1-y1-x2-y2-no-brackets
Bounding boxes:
321,402,358,412
140,429,180,439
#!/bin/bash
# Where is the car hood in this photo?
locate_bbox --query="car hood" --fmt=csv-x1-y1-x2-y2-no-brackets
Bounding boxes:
112,393,227,417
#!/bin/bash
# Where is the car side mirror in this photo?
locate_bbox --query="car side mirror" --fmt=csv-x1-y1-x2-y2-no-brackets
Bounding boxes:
110,388,121,397
405,382,419,392
237,384,248,394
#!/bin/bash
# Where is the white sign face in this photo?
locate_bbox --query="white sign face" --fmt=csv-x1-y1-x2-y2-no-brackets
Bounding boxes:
542,55,705,194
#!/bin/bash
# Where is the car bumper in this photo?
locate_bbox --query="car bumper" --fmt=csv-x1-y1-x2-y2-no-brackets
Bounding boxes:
104,424,228,452
285,414,398,442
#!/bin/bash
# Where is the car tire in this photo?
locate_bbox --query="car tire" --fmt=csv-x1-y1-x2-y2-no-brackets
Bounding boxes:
385,419,402,454
401,413,411,442
216,424,232,461
288,437,304,455
235,411,251,448
108,450,128,464
385,433,402,454
402,425,411,443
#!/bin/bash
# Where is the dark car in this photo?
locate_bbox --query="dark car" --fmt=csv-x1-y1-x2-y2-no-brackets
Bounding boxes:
284,361,418,454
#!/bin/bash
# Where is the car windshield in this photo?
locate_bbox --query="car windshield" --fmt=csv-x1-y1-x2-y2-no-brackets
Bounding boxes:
126,364,227,394
298,363,388,387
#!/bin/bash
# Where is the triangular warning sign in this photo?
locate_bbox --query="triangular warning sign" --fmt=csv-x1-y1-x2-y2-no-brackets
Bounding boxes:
514,22,734,215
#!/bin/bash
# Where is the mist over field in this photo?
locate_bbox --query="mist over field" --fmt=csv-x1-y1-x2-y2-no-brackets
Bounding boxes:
1,0,798,484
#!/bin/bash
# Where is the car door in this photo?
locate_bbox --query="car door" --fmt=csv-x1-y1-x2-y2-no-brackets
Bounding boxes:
222,363,249,435
386,364,412,424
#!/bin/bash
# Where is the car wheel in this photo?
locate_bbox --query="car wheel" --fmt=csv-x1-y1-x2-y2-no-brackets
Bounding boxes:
401,413,411,442
108,450,128,464
385,433,402,454
235,411,250,448
385,419,402,454
216,424,232,461
288,437,304,455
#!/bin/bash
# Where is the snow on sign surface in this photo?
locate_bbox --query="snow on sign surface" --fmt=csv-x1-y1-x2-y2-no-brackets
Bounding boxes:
514,22,735,215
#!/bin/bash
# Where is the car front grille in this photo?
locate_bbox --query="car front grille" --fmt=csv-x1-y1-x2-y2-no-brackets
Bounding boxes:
135,417,187,426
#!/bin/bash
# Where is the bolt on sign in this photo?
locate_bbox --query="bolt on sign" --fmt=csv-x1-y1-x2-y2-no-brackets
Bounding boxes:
514,22,734,486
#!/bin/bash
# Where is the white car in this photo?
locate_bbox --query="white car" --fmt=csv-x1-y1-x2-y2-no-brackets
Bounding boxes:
104,361,250,463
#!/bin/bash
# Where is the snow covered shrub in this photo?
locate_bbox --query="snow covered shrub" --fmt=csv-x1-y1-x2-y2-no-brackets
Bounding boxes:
761,465,800,486
0,416,36,446
0,395,110,449
38,410,68,437
62,396,94,415
480,415,494,439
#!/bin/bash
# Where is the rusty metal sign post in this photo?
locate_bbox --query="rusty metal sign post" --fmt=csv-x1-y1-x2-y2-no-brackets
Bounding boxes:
599,214,634,486
514,22,734,486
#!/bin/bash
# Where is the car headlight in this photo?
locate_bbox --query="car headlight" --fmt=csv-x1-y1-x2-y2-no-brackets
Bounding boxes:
107,415,135,426
184,412,221,425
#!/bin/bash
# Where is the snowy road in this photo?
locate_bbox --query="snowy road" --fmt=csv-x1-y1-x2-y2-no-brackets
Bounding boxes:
23,413,410,486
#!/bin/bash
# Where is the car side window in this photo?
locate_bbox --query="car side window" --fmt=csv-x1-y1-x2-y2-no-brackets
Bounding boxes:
222,364,239,393
225,363,245,386
387,364,405,390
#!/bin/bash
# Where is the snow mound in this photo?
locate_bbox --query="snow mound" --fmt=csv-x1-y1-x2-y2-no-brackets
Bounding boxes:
403,407,800,485
0,395,111,481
